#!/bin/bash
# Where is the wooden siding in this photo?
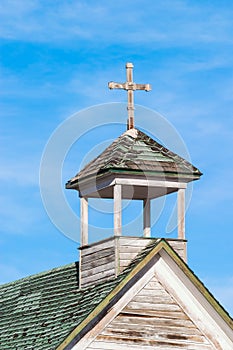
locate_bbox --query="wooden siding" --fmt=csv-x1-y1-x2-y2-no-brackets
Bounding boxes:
167,239,187,262
80,239,116,288
117,237,153,273
80,237,187,288
86,276,215,349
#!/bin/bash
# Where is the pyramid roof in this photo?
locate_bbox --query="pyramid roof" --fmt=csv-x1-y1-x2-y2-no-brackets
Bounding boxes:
66,128,202,191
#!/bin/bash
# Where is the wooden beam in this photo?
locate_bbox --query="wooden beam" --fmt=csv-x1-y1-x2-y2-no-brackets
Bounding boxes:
143,199,151,237
80,197,88,246
115,177,187,189
177,188,185,240
114,184,122,236
77,176,187,198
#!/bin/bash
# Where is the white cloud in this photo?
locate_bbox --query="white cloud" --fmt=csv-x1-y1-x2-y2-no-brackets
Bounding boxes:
0,0,232,47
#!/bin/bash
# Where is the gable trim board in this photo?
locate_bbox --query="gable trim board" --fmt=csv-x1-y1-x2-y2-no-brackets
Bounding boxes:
57,240,233,350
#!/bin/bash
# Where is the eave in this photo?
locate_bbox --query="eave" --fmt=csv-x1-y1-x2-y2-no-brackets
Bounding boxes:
66,168,202,191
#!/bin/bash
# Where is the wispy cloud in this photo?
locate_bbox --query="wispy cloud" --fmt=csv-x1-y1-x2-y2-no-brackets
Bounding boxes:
0,1,232,46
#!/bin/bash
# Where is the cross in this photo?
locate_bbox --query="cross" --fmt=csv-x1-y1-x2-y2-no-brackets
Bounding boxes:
108,62,152,129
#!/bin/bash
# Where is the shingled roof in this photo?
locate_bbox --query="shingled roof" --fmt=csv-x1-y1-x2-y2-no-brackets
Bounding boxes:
1,239,232,350
0,239,161,349
66,128,202,190
0,262,121,349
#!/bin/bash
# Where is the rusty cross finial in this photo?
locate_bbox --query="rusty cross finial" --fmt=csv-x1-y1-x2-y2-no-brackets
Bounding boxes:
108,63,152,129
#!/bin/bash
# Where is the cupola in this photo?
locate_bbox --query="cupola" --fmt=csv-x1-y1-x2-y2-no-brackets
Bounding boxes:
66,63,202,288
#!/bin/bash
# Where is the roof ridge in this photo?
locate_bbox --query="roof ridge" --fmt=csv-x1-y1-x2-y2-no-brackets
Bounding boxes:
110,131,139,168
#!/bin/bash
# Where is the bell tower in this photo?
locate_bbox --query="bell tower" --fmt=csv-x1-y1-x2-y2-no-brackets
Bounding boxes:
66,63,202,289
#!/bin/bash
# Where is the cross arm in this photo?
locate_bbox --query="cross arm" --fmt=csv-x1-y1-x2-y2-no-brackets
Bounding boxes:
109,81,152,92
135,83,152,91
108,81,126,90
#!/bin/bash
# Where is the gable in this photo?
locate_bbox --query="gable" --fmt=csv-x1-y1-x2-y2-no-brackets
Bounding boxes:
2,240,232,349
86,275,215,349
64,243,233,350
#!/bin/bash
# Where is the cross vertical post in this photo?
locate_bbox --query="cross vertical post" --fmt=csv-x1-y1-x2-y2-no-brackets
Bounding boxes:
126,63,134,129
108,62,152,130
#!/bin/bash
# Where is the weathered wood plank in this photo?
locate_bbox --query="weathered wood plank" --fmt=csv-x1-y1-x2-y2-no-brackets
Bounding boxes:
126,300,181,312
119,252,142,261
166,239,186,261
118,308,189,320
81,255,115,272
118,236,153,246
101,327,210,344
81,261,115,278
136,286,171,296
81,238,115,256
87,344,212,350
107,320,202,336
131,294,177,304
142,280,164,290
119,245,150,254
81,246,115,262
87,337,213,349
112,313,196,328
81,274,115,288
81,268,115,285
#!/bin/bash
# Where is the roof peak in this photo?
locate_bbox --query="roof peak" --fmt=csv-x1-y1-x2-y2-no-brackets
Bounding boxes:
123,127,138,138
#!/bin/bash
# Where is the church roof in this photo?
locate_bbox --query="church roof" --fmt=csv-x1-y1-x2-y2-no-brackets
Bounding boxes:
0,239,232,349
66,128,202,190
0,261,122,350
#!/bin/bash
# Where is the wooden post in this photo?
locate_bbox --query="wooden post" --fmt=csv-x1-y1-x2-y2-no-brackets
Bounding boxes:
178,189,185,239
80,197,88,246
143,199,151,237
114,184,122,236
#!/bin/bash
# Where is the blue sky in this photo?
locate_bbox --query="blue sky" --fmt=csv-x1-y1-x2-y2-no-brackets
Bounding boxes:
1,1,233,315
